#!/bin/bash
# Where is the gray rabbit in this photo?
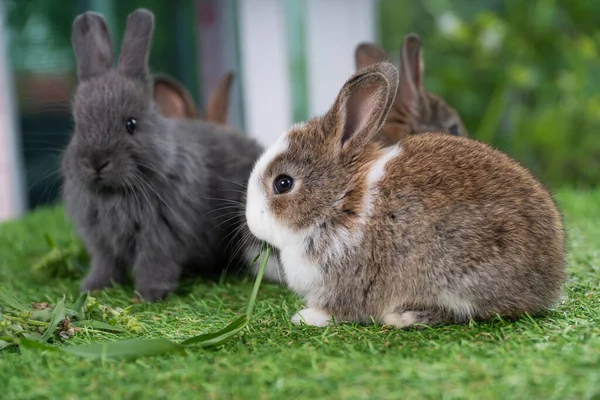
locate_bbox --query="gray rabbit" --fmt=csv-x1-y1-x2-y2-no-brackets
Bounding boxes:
62,8,264,301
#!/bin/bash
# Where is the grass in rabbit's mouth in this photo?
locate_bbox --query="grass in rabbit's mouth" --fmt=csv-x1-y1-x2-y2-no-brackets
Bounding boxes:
1,188,600,399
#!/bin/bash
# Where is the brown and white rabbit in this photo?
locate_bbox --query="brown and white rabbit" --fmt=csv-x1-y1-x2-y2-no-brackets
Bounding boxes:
152,72,234,123
245,62,565,328
355,33,468,146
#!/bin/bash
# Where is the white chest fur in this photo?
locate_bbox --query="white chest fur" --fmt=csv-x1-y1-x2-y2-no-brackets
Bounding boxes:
280,244,323,298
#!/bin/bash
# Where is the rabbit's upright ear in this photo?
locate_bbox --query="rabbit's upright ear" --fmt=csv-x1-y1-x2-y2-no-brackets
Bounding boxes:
118,9,155,80
354,43,391,71
153,74,200,119
398,33,425,115
324,62,398,152
72,12,114,81
205,72,234,124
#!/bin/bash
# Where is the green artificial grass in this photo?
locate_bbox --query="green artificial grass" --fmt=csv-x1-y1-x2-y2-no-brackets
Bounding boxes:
1,188,599,400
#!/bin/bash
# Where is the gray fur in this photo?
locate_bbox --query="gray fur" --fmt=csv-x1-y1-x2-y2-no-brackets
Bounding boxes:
71,12,114,81
63,9,262,301
118,9,153,80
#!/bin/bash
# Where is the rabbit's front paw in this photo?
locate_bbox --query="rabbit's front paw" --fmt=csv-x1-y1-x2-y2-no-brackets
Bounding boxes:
291,308,334,327
80,264,123,293
135,283,177,302
80,273,113,293
133,258,181,302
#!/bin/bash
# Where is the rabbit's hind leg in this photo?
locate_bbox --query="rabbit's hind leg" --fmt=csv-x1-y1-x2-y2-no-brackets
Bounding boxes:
382,308,455,329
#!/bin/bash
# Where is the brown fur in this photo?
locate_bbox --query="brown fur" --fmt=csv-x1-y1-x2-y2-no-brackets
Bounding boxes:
258,62,565,327
152,72,234,123
205,72,234,123
263,64,398,235
355,33,468,146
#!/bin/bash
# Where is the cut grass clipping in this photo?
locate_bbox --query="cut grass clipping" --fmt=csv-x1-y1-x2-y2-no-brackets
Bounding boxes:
33,233,88,278
0,245,272,360
0,290,130,350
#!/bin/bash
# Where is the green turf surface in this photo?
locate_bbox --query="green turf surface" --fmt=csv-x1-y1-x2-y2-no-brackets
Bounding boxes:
0,188,599,400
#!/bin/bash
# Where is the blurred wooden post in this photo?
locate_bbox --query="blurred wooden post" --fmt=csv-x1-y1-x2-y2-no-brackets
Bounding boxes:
233,0,375,146
304,0,376,118
196,0,245,132
173,0,199,103
0,0,26,221
283,0,309,124
237,0,292,146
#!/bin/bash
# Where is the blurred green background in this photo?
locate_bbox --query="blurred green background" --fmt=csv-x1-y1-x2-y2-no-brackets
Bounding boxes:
6,0,199,209
5,0,600,211
379,0,600,188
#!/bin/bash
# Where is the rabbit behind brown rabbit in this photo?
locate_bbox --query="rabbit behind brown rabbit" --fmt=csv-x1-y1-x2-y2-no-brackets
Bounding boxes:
244,62,565,328
152,72,234,123
63,9,265,301
151,63,286,284
355,33,468,146
151,67,285,285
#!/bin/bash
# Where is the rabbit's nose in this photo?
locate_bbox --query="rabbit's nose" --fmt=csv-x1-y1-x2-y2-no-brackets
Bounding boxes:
90,156,110,174
96,160,110,173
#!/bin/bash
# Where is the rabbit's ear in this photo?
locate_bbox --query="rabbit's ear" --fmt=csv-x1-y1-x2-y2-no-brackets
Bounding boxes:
324,62,398,152
355,43,391,71
72,12,114,81
118,9,154,80
398,33,425,114
152,74,200,119
205,71,234,124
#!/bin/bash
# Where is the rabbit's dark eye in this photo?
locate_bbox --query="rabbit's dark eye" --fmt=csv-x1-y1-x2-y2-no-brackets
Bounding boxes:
126,118,137,134
448,124,459,136
273,175,294,194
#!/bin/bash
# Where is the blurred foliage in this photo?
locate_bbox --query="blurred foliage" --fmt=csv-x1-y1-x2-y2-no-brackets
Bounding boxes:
5,0,78,72
5,0,198,98
379,0,600,188
111,0,198,97
5,0,599,188
5,0,200,209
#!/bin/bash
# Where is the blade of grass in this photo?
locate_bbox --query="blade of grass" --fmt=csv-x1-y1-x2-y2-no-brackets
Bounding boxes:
246,245,271,316
3,314,48,326
72,292,88,315
30,309,53,322
43,233,56,248
22,332,43,341
184,245,269,347
61,315,248,359
0,286,29,311
0,340,14,350
59,338,186,359
72,320,128,333
18,337,59,352
181,315,248,346
12,245,274,358
39,297,66,343
250,242,266,264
